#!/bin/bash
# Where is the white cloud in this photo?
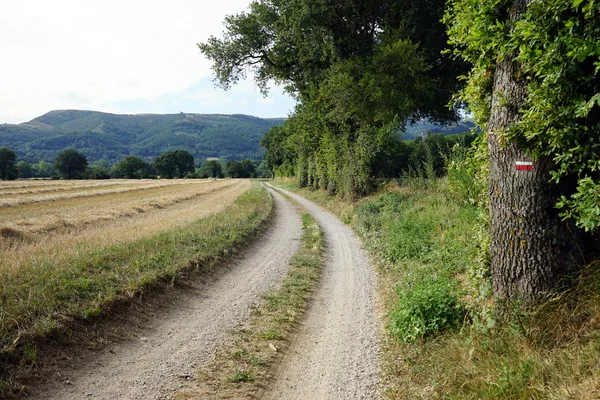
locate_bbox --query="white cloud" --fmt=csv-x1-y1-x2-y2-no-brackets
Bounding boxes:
0,0,294,123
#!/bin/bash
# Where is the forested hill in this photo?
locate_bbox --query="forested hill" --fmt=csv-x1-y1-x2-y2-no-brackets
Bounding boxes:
0,110,286,163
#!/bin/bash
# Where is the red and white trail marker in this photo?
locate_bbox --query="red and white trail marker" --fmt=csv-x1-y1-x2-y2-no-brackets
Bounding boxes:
515,161,533,171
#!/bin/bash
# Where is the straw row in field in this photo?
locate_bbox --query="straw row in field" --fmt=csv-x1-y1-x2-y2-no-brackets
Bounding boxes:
0,180,237,236
0,179,207,208
0,180,252,274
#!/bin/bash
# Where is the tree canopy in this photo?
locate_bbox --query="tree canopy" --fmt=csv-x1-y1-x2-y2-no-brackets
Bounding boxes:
152,150,195,179
200,0,469,197
54,149,88,180
115,156,152,179
0,147,18,180
198,159,223,178
446,0,600,232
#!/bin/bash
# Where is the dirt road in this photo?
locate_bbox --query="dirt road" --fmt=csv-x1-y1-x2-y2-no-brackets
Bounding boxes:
263,184,380,400
27,188,302,400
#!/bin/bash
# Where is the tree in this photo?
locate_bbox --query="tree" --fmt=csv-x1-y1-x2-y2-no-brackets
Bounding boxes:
54,149,88,179
224,159,256,178
198,159,223,178
200,0,468,196
87,160,112,179
32,160,56,178
153,150,195,178
0,147,18,180
446,0,600,301
115,156,152,179
172,150,195,178
16,161,34,179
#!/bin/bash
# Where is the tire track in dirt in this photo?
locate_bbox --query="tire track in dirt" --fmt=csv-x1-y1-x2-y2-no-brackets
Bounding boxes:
263,184,380,400
26,188,302,400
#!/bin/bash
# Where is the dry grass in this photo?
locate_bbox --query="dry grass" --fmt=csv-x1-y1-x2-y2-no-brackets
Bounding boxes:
177,209,324,400
0,179,235,235
0,179,251,274
0,182,272,396
0,179,197,208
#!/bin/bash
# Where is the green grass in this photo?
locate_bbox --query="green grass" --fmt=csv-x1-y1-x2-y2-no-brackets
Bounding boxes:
228,371,255,383
272,178,600,399
0,184,272,395
181,204,325,399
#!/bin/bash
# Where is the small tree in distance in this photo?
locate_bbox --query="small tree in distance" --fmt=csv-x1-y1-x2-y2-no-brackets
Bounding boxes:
199,159,222,178
153,150,195,179
225,159,256,178
0,147,18,180
116,156,152,179
17,161,34,178
54,149,88,179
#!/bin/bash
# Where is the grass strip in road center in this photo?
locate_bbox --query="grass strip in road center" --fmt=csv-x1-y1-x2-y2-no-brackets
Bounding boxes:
178,198,324,399
0,184,272,396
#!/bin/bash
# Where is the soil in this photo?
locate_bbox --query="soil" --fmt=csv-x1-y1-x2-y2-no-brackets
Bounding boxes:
24,188,302,400
261,185,380,400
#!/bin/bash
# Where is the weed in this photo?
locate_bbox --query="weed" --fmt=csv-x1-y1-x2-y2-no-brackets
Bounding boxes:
228,371,254,383
390,275,464,342
259,330,284,340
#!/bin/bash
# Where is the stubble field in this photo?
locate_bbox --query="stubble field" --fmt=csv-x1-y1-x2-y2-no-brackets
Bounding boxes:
0,179,250,272
0,178,273,395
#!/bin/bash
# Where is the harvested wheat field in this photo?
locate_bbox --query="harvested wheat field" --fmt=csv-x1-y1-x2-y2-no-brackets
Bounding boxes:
0,179,250,271
0,178,274,396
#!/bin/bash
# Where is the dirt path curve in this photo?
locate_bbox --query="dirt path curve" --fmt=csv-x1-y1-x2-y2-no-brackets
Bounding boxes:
263,184,380,400
27,188,302,400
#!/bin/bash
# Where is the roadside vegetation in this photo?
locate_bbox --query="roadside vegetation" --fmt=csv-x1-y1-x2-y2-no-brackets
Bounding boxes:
274,140,600,398
0,181,271,396
178,200,324,399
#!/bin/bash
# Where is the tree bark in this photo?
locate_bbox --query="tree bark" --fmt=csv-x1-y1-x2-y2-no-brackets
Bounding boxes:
487,0,584,302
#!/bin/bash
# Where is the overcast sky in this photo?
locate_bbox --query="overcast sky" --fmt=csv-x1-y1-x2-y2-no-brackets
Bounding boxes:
0,1,296,124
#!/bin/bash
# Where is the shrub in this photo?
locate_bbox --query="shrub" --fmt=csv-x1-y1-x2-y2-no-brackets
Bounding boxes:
389,275,464,342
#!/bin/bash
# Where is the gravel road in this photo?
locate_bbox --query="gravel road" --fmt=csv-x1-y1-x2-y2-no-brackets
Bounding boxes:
263,184,380,400
27,188,302,400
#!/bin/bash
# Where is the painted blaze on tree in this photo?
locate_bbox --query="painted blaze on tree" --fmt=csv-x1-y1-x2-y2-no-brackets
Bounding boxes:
446,0,600,301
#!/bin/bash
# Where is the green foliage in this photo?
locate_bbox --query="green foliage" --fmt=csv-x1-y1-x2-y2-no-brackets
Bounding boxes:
557,176,600,231
115,156,152,179
446,133,489,207
390,275,464,342
0,147,18,180
16,161,34,179
152,150,194,178
202,0,469,198
351,187,479,344
54,148,88,179
0,110,283,164
446,0,600,230
228,371,254,383
86,160,112,179
198,159,223,178
31,160,56,178
224,159,256,178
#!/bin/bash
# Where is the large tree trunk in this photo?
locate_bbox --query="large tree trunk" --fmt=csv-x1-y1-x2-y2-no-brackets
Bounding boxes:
487,0,584,302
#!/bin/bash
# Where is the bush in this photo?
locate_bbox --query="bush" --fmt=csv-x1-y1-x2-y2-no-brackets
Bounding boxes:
389,275,464,342
446,133,488,207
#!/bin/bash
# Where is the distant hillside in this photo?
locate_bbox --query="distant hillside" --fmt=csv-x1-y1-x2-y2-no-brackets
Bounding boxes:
402,120,478,140
0,110,286,163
